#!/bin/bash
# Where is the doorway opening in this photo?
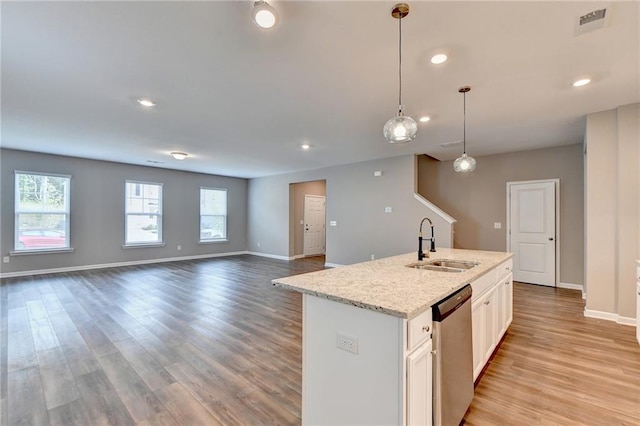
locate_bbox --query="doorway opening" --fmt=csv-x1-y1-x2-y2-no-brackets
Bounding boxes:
289,180,326,260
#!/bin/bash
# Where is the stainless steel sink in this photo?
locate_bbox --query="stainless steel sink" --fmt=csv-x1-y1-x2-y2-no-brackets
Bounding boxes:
426,259,479,270
405,259,479,273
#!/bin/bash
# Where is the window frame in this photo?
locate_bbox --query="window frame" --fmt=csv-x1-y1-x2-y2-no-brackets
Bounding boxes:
199,187,228,243
13,170,72,253
124,180,164,247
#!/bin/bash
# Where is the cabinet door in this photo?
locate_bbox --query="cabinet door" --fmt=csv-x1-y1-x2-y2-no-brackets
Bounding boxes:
504,273,514,330
407,339,433,426
636,281,639,344
482,288,497,362
471,297,484,381
496,279,507,339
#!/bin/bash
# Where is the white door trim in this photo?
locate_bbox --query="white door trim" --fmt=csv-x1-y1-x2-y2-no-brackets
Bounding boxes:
506,179,560,286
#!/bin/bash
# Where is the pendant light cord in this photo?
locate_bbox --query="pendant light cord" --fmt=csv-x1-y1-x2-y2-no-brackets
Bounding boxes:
463,91,466,154
398,14,402,113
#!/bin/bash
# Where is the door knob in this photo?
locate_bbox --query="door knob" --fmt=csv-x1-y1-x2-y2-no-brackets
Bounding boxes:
548,237,554,241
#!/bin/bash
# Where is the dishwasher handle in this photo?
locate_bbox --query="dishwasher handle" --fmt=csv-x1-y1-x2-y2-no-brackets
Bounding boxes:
432,284,473,322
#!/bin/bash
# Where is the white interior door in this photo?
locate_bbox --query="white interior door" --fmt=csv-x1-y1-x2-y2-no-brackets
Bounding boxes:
508,181,556,286
304,195,325,257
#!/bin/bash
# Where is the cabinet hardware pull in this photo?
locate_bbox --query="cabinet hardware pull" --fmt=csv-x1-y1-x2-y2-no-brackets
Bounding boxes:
484,300,490,305
422,325,430,333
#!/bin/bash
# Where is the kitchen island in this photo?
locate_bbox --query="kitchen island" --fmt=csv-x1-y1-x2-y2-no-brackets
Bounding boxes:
273,248,513,425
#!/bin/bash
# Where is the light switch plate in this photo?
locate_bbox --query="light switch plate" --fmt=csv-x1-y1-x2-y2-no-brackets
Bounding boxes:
494,222,502,229
330,221,337,226
385,207,392,213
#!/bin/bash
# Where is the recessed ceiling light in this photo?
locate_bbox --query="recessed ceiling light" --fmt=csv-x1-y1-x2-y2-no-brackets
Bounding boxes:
137,99,156,107
301,144,311,150
430,53,448,64
170,151,188,160
572,78,591,87
419,116,431,123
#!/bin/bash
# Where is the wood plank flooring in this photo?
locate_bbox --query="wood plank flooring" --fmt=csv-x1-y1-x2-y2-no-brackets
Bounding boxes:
1,255,639,425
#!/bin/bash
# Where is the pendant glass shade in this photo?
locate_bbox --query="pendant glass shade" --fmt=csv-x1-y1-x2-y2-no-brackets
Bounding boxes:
384,113,418,144
252,1,278,29
453,153,476,172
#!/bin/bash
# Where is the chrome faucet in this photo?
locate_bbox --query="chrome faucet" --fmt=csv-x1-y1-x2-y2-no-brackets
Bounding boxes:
418,217,436,260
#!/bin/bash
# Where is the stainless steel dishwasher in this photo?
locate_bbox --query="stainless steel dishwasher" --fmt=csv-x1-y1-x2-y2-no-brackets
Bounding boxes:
432,284,474,426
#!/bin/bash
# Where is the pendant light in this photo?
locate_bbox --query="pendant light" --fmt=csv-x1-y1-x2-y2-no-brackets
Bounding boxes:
252,0,278,29
453,86,477,172
383,3,417,144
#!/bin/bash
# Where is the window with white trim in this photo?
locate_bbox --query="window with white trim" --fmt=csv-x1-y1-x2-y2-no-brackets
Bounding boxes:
15,172,71,251
200,188,227,241
125,181,163,245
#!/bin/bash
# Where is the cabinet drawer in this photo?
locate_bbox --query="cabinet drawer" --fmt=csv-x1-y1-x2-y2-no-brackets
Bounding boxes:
497,259,513,280
407,309,432,351
472,269,497,302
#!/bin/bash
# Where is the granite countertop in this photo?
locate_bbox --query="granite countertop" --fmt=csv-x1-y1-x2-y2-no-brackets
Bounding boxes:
272,248,513,319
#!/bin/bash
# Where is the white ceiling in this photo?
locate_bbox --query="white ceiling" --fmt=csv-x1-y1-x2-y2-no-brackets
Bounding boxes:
2,1,638,179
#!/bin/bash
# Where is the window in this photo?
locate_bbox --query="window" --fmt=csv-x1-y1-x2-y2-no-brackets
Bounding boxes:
15,172,71,251
125,181,163,245
200,188,227,241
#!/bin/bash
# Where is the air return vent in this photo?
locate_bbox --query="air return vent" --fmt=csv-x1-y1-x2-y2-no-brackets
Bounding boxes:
575,6,610,36
440,140,463,148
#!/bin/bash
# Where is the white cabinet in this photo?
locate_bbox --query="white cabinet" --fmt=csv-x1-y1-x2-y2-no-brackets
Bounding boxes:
636,264,639,344
472,286,497,381
406,339,433,426
471,260,513,381
496,273,513,337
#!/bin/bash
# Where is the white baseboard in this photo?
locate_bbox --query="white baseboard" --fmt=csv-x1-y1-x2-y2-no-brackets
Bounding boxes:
582,291,586,300
584,309,637,326
245,251,293,261
617,316,637,326
0,251,249,279
324,262,344,268
558,282,583,291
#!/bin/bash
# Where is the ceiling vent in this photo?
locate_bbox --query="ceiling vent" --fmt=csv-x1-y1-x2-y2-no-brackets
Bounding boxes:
574,6,610,36
440,140,463,148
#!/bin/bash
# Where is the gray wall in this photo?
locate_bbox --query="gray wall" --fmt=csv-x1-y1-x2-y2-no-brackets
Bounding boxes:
0,149,247,275
289,180,326,257
585,103,639,320
248,155,453,266
418,144,584,286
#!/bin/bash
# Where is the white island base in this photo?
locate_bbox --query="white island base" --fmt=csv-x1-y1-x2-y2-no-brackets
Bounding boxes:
303,294,427,425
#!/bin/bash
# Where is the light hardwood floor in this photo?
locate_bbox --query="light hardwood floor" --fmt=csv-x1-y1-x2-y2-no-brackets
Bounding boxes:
1,255,639,425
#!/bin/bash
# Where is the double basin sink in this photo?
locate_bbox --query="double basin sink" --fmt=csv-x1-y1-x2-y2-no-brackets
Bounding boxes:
405,259,479,273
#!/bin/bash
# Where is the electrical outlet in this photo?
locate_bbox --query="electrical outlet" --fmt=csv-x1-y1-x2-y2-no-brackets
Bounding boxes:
257,242,261,247
494,222,502,229
336,333,358,354
177,245,182,251
2,256,9,264
371,254,375,261
385,207,392,213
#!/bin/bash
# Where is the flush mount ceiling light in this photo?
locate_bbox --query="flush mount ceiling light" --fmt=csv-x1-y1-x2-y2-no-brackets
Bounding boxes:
383,3,417,144
137,99,156,107
430,53,448,64
453,86,477,173
252,0,278,29
301,143,311,150
170,151,188,160
419,116,431,123
572,78,591,87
